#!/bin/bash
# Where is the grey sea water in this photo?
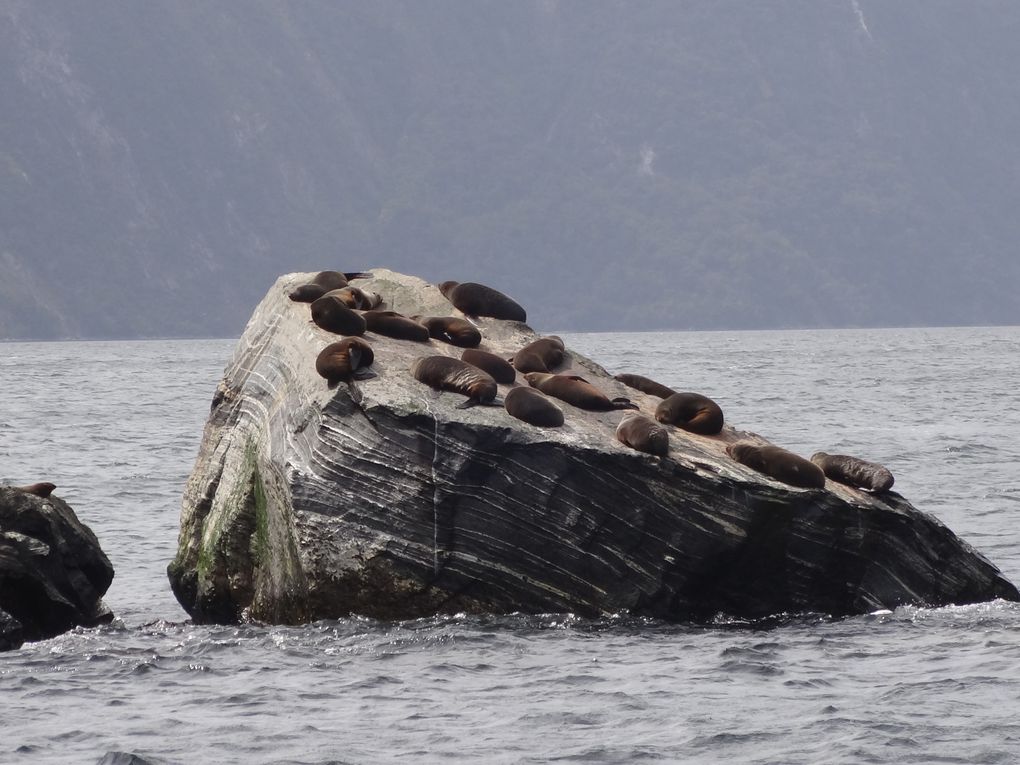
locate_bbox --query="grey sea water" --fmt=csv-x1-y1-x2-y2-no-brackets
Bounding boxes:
2,327,1020,764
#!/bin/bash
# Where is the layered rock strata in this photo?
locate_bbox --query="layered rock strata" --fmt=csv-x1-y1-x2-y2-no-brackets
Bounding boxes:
0,486,115,650
168,270,1019,624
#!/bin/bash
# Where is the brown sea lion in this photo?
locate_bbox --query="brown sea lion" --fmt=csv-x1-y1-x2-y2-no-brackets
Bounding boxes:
615,413,670,457
655,392,724,435
315,338,375,388
361,311,430,342
322,286,382,310
413,316,482,348
15,482,57,498
461,349,516,384
524,372,638,411
727,442,826,489
511,336,566,373
438,281,527,322
504,386,564,427
288,271,372,302
310,293,367,336
811,452,895,493
411,356,500,408
614,373,676,400
289,283,330,303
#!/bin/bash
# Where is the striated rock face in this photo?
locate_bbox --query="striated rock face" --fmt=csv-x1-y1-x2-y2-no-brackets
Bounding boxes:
168,269,1019,624
0,487,115,650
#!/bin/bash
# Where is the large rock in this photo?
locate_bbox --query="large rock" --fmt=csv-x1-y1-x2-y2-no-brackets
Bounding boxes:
168,270,1019,624
0,487,115,650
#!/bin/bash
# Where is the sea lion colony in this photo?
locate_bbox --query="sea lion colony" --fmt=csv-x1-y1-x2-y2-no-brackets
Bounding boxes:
291,270,895,493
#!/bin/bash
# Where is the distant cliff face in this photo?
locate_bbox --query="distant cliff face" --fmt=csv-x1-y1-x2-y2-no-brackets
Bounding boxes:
3,1,1020,339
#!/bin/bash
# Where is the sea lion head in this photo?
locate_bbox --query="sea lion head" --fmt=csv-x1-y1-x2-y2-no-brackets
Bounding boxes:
437,281,459,298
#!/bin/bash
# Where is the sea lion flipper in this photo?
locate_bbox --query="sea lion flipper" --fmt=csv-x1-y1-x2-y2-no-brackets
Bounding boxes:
483,396,505,407
353,369,376,381
611,397,639,411
455,399,480,410
343,272,373,281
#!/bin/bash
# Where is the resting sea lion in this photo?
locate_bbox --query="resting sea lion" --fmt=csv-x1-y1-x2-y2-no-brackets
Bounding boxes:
323,286,382,310
363,311,430,342
612,416,669,459
438,281,527,322
288,270,372,302
524,372,638,411
416,316,482,348
614,373,676,400
511,336,566,373
811,452,894,492
615,413,670,456
289,284,331,303
504,386,564,427
310,293,367,336
461,349,516,384
316,338,375,388
727,442,826,489
15,482,57,498
655,392,724,435
411,356,500,408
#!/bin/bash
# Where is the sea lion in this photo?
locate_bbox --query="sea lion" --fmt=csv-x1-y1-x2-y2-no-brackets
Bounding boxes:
289,283,331,303
15,482,56,498
511,336,566,373
727,442,826,489
655,392,724,435
524,372,638,411
288,271,372,302
438,281,527,322
322,286,381,310
416,316,482,348
411,356,500,408
615,413,670,456
461,349,516,384
362,311,430,342
811,452,895,492
504,386,564,427
310,293,367,336
315,338,375,388
614,373,676,400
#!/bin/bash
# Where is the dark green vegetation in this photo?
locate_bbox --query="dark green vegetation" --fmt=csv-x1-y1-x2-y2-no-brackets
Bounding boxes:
2,1,1019,338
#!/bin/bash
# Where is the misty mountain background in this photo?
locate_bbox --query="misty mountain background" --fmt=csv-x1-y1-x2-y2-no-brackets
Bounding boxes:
2,0,1019,339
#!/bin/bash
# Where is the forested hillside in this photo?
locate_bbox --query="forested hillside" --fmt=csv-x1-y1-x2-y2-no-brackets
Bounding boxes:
2,1,1019,338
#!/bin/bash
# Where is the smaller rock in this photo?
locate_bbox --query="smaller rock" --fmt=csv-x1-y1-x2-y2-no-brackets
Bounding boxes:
0,486,115,649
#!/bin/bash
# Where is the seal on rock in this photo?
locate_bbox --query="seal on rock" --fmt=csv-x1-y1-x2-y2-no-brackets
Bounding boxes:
811,452,894,493
411,356,500,409
438,281,527,322
655,392,724,435
727,442,826,489
362,311,430,342
615,413,670,457
288,271,372,302
614,373,676,400
524,372,638,411
416,316,482,348
15,482,57,498
461,349,516,384
324,286,382,310
511,336,566,373
315,338,375,388
504,386,564,427
311,293,367,336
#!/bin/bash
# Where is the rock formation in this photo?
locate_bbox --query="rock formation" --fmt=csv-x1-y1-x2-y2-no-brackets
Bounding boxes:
0,486,115,650
167,269,1019,624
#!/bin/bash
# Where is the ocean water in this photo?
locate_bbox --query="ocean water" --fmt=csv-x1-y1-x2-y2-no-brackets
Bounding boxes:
2,327,1020,764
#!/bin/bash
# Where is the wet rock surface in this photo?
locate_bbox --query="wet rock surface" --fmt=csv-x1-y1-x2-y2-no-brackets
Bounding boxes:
167,269,1019,624
0,486,115,650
